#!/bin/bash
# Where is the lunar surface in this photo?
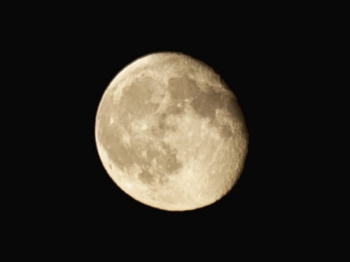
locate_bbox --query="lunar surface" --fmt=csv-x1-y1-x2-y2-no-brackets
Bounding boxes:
95,52,249,211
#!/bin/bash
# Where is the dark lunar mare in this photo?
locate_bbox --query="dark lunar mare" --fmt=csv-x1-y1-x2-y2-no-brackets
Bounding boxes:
167,76,238,139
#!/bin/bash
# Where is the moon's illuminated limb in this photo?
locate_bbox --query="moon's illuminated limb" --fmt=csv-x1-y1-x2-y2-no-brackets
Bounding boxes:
95,52,248,211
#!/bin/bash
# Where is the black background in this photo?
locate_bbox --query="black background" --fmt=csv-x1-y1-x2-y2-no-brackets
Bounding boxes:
17,14,318,255
59,37,299,237
4,4,339,257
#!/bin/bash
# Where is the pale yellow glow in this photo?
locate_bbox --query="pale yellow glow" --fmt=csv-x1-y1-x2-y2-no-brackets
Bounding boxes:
95,52,249,211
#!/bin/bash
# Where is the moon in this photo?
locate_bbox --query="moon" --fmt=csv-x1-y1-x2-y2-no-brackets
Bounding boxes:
95,52,249,211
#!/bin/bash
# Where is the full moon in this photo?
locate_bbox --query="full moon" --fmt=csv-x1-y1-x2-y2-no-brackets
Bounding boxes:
95,52,249,211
